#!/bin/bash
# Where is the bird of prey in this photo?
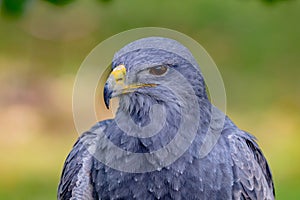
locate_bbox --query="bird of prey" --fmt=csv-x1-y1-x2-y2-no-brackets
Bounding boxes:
58,37,275,200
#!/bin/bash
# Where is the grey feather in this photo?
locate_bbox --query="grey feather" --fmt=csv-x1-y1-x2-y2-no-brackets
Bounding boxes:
57,132,97,200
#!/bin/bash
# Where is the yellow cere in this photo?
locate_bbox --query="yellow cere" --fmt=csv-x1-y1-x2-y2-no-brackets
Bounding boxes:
111,64,126,82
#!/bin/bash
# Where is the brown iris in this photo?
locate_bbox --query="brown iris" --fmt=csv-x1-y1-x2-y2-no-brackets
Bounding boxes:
148,65,168,76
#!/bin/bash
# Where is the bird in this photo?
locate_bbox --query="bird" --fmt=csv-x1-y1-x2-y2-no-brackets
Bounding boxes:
57,37,275,200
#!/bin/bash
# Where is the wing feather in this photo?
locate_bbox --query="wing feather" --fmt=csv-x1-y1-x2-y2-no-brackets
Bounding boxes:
229,132,275,200
57,132,96,200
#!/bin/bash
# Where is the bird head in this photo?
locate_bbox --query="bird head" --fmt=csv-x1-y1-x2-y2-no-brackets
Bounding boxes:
104,37,208,120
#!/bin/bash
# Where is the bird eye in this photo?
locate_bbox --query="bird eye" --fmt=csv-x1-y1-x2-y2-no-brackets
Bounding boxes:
148,65,168,76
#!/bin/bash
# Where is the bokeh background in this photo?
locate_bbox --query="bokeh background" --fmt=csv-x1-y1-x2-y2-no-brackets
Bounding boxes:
0,0,299,199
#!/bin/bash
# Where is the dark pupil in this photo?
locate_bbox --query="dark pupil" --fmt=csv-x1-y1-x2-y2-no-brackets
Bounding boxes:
149,65,167,75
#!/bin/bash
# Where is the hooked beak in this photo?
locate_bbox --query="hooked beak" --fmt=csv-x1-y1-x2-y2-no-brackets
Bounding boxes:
103,64,156,109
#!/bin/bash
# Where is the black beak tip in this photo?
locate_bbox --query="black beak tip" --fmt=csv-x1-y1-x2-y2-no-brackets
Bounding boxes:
103,83,112,109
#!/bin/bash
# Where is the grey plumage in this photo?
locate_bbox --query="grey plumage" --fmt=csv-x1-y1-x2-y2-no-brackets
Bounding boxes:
58,37,275,200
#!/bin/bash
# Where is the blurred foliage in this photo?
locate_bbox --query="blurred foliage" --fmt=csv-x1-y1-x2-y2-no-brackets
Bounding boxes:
43,0,75,6
262,0,289,3
1,0,28,16
0,0,299,199
0,0,112,17
0,0,291,17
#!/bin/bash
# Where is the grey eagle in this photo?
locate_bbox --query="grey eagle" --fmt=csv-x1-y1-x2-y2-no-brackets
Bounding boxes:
58,37,275,200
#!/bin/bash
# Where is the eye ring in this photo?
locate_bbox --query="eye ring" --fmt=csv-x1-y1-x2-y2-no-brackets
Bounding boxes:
148,65,168,76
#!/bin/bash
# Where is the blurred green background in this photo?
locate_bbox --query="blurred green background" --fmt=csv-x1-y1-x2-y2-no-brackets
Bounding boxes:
0,0,299,199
